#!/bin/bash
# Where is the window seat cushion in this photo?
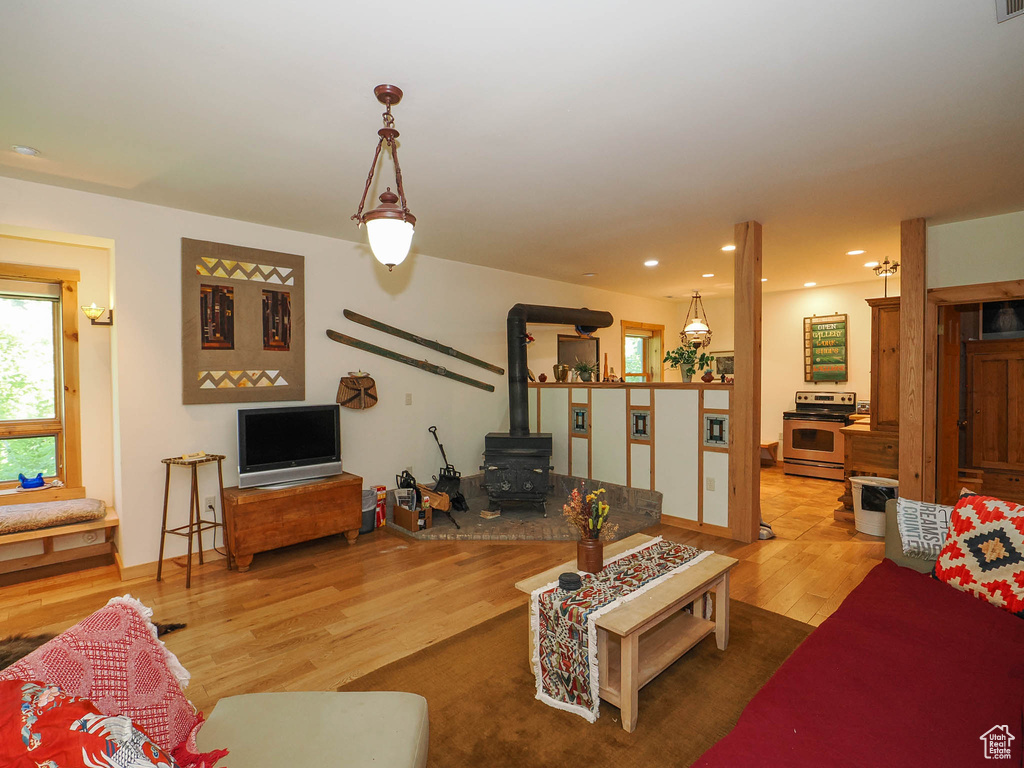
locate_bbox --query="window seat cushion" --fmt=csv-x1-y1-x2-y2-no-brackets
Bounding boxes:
0,498,106,536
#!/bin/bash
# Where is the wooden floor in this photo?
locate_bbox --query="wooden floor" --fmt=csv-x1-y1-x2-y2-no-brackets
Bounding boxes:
0,467,881,712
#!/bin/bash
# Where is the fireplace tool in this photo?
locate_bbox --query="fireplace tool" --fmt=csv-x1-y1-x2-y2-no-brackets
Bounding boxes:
429,426,468,520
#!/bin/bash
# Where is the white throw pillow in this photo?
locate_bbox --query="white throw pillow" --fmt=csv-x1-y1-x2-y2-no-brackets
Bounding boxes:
895,497,952,560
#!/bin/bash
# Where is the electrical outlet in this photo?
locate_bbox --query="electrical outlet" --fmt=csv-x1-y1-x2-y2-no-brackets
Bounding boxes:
204,496,218,514
706,477,715,492
405,393,413,405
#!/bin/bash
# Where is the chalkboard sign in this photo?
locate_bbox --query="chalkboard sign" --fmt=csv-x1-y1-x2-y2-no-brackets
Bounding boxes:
804,314,848,382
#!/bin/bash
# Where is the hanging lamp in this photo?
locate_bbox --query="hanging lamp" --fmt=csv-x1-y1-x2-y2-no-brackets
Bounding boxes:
682,290,713,348
352,84,416,271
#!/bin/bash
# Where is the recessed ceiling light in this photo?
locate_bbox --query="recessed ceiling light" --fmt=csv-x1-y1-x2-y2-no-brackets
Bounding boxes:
863,261,879,268
761,278,768,282
804,282,817,287
721,245,736,252
702,273,714,278
644,259,659,267
11,145,40,157
582,272,596,277
847,249,865,256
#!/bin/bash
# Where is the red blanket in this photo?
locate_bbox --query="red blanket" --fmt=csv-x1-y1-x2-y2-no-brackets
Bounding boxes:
695,559,1024,768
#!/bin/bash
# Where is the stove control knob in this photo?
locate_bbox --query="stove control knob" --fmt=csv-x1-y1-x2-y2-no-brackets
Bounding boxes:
500,480,511,491
523,480,535,491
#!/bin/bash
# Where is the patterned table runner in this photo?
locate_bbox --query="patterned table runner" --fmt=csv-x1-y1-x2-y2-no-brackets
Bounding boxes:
530,536,711,722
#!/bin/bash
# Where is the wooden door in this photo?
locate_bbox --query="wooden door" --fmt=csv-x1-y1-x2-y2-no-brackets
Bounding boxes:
967,340,1024,471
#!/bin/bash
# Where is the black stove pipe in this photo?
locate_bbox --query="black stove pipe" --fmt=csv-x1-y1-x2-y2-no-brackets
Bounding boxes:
507,304,614,436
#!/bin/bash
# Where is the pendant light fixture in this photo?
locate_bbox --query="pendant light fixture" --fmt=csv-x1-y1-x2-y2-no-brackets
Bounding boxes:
682,290,713,348
873,257,899,297
352,84,416,271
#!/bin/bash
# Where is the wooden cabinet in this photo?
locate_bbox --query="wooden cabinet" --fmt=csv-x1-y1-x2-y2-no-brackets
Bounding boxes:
222,472,362,572
867,297,900,432
967,339,1024,472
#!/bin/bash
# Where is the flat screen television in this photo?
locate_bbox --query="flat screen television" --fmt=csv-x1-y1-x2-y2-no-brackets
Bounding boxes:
238,404,342,488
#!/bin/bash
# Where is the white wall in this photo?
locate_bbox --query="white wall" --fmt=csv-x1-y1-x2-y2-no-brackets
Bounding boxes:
696,279,892,455
928,210,1024,289
0,237,115,506
0,176,675,567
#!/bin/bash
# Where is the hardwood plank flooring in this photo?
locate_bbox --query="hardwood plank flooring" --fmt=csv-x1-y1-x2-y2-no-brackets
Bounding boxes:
0,467,881,710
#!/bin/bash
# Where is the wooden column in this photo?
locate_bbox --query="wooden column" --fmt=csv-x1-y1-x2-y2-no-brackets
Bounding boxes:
729,220,762,543
899,218,927,500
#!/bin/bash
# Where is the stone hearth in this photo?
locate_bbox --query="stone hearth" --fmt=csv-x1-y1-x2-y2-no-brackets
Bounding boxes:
385,473,660,542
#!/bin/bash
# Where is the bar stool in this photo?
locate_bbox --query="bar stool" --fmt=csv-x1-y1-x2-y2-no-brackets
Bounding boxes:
157,453,230,588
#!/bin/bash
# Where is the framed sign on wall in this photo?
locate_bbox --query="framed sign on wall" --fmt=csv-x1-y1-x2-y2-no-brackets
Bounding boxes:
804,313,848,382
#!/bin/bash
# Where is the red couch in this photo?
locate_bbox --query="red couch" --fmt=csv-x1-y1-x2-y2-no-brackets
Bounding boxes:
695,559,1024,767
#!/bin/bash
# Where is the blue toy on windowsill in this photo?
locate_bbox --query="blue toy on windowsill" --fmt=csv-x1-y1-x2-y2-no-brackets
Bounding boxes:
18,473,46,489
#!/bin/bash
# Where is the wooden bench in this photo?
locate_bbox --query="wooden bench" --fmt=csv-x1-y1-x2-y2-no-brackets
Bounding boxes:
0,509,118,576
759,441,779,467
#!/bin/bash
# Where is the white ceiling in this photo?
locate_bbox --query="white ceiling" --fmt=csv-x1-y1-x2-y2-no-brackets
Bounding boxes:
1,1,1022,299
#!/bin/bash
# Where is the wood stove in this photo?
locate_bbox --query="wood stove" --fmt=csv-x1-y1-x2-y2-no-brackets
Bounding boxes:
482,303,613,511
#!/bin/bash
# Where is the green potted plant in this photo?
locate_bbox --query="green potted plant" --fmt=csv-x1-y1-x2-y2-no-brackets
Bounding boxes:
663,343,715,382
572,359,599,382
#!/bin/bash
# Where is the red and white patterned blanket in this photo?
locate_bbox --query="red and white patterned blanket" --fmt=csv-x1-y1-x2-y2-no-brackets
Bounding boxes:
531,537,711,722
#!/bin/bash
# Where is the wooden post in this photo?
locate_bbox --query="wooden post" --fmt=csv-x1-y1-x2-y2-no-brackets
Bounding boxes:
729,221,762,543
899,218,927,500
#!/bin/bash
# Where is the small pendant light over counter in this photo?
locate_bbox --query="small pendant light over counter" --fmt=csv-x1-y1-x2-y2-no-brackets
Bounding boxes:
351,84,416,271
682,290,712,348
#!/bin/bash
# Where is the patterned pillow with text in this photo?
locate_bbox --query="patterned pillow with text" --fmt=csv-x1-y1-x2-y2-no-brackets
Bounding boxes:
896,497,952,560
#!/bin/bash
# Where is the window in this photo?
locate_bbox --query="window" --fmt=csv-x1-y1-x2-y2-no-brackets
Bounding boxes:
0,264,82,491
621,321,664,382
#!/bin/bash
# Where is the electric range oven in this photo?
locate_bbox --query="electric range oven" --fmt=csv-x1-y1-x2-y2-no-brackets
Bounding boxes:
783,391,856,481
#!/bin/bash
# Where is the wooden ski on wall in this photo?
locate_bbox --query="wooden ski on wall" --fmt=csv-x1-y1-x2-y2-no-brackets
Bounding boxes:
343,309,505,375
326,330,495,392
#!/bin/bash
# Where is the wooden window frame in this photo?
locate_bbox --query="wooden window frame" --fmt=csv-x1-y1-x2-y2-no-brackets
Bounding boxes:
0,262,82,495
620,320,664,382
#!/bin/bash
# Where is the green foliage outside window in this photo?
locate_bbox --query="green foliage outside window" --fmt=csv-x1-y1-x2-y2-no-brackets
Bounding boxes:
0,296,59,482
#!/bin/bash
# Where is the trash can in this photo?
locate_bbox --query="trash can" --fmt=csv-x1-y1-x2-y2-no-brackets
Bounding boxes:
359,489,377,535
850,476,899,536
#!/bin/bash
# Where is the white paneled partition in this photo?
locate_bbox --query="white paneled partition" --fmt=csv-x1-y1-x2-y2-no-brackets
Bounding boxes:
534,383,731,532
591,388,627,486
654,389,700,521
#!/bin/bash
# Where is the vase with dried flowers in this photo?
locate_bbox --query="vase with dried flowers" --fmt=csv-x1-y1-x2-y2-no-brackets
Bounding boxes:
563,485,619,573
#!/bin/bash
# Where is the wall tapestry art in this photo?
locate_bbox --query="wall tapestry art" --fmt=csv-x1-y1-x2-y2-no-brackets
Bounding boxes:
181,238,305,404
803,313,848,382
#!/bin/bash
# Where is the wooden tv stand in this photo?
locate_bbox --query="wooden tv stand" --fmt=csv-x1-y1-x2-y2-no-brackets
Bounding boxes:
222,472,363,572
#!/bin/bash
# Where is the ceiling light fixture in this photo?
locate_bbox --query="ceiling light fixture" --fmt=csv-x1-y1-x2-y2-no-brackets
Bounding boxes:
582,272,596,277
847,249,865,256
11,145,40,156
352,85,415,272
681,291,713,348
804,282,817,287
644,259,659,267
721,245,736,252
761,278,768,282
702,273,714,278
873,257,900,297
864,261,879,268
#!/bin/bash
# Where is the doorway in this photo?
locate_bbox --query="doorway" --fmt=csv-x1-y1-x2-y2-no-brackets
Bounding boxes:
935,297,1024,505
621,321,664,382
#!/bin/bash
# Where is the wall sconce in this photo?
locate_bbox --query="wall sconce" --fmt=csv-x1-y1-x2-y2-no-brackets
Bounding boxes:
81,303,114,326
